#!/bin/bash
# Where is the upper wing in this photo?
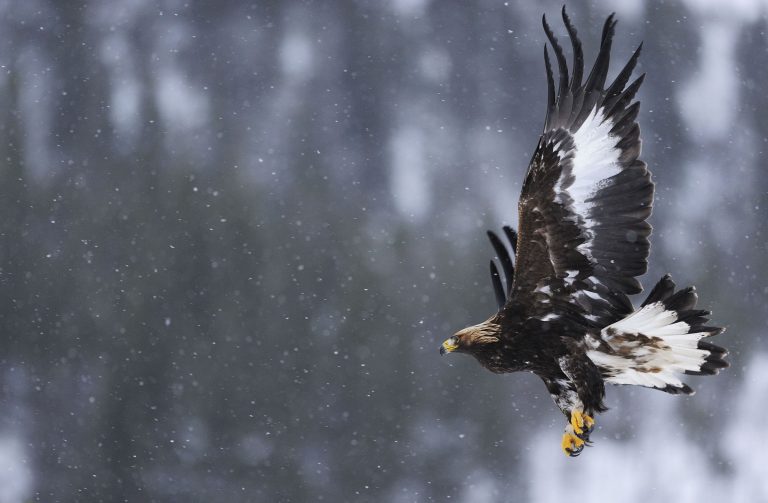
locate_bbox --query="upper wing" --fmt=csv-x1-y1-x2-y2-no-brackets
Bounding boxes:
510,9,652,321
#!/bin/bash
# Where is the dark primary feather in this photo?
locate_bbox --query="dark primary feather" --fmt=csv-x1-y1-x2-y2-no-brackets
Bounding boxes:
542,14,569,109
487,230,514,293
605,43,643,106
543,46,556,127
487,226,518,308
561,7,583,94
502,226,517,254
490,261,505,309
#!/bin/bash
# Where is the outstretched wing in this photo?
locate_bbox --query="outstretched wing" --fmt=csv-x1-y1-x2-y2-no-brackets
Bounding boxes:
510,9,652,322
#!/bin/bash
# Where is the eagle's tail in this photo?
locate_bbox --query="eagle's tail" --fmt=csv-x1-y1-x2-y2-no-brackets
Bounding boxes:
587,275,727,395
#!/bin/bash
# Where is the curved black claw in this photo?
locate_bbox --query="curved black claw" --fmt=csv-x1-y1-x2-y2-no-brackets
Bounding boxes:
576,422,595,442
566,443,584,457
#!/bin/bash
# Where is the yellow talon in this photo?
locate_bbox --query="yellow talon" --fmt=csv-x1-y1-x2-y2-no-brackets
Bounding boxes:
570,409,594,435
561,430,585,456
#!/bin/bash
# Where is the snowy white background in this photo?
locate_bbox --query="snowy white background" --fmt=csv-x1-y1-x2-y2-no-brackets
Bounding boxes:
0,0,765,501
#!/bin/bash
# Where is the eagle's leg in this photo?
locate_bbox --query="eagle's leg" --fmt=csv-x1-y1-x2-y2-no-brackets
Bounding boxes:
543,377,592,456
552,350,607,457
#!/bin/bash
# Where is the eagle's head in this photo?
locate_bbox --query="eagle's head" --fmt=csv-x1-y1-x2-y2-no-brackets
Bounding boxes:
440,318,501,356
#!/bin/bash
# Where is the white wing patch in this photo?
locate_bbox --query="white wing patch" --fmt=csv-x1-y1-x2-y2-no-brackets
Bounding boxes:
586,301,711,391
553,106,623,261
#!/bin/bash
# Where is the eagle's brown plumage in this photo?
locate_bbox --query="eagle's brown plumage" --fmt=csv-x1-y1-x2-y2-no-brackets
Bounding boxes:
440,8,728,457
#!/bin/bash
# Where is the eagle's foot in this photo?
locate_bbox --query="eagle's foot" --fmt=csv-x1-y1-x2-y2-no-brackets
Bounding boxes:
570,409,595,437
561,424,586,457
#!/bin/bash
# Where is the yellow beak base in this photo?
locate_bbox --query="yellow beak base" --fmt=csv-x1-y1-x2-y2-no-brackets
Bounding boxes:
440,339,459,355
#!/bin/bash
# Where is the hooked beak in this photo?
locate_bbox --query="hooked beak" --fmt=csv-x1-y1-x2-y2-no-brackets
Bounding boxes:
440,337,459,356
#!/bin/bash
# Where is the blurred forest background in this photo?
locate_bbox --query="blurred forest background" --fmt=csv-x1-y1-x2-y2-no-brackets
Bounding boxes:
0,0,766,501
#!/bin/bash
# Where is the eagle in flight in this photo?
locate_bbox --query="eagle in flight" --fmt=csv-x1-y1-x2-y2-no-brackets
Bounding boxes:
439,8,728,457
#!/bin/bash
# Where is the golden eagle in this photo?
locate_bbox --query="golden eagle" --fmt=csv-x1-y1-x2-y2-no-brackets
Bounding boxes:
440,8,728,457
